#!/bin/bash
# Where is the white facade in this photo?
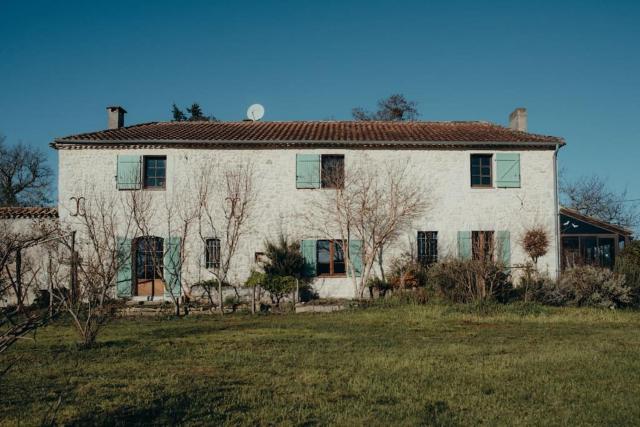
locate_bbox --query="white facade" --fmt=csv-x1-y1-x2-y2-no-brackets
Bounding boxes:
57,145,560,300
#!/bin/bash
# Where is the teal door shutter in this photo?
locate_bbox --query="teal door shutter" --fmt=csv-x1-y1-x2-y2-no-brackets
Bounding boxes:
458,231,472,260
348,240,363,277
117,155,142,190
301,240,317,277
296,154,321,189
164,237,182,299
496,153,521,188
497,231,511,269
116,237,133,297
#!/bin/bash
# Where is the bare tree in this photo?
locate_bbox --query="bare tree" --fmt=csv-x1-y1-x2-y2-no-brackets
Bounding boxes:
0,135,53,206
1,219,57,313
352,94,419,121
194,161,257,313
53,190,136,347
561,174,639,228
310,157,428,298
0,220,61,364
125,183,197,316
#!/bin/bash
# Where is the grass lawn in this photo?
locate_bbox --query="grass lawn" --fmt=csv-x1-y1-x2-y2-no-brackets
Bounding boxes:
2,303,640,426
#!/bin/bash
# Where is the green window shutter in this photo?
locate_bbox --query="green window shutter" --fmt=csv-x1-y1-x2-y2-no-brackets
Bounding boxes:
497,231,511,269
296,154,321,189
117,155,142,190
496,153,521,188
116,237,132,297
457,231,472,260
301,240,317,277
164,237,182,299
348,240,363,277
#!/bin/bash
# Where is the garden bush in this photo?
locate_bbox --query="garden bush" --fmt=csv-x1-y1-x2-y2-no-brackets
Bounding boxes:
427,257,512,303
366,277,393,298
388,253,429,289
552,265,631,308
261,275,297,307
615,241,640,306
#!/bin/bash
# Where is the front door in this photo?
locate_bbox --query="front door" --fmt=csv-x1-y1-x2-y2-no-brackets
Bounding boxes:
135,236,165,297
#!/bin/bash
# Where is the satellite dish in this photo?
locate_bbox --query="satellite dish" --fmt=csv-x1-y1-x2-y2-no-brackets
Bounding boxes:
247,104,265,121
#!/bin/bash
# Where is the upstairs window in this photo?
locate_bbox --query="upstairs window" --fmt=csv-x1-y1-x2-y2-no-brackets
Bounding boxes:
205,238,221,269
143,156,166,189
470,154,492,187
316,239,346,276
417,231,438,265
321,155,345,189
296,154,344,189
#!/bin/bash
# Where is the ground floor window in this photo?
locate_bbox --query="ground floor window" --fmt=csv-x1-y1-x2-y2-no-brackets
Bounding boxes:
317,240,346,276
417,231,438,265
562,235,616,270
472,231,494,261
205,238,221,269
134,236,165,297
135,236,164,280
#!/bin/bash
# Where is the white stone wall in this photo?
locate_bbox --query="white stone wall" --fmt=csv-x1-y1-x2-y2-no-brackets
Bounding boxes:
0,217,58,307
57,146,559,300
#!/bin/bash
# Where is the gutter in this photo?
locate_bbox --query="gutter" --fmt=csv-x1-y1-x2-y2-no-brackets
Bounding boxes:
553,142,562,279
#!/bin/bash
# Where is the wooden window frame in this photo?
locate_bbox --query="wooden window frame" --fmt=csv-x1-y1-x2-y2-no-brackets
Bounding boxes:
470,154,493,188
143,155,167,190
561,234,619,270
134,236,164,281
205,238,221,269
320,154,345,189
316,239,346,277
472,231,495,261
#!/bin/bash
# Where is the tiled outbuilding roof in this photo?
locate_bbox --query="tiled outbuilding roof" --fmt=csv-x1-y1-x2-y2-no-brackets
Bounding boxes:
54,121,564,148
0,207,58,219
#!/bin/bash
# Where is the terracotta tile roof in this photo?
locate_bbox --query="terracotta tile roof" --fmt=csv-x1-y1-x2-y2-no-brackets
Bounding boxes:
0,207,58,219
54,121,564,146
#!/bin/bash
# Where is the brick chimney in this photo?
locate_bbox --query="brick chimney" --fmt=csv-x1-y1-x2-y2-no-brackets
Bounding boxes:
509,108,527,132
107,106,127,129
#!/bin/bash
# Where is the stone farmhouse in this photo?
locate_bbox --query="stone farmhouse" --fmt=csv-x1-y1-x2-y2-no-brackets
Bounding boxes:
51,107,565,300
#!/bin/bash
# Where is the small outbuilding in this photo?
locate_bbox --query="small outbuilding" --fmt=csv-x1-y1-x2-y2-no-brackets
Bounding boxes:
560,207,633,270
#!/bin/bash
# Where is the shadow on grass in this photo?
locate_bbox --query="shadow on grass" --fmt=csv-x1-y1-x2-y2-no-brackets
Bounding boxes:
64,383,250,426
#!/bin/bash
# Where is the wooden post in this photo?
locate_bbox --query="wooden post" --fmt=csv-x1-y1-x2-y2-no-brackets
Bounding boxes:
251,284,256,314
48,257,53,318
70,231,78,305
15,247,22,312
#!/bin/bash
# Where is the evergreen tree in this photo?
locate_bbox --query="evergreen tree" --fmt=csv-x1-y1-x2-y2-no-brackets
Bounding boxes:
171,102,217,121
171,103,187,121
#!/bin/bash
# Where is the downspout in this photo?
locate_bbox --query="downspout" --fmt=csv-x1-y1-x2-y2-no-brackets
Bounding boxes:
553,143,561,280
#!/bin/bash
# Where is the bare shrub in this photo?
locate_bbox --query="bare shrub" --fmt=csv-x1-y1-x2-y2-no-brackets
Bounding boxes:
427,258,511,303
518,226,551,301
388,253,429,290
615,241,640,306
558,265,631,308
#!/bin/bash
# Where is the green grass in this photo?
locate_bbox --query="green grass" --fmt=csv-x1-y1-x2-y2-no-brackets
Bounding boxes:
2,303,640,426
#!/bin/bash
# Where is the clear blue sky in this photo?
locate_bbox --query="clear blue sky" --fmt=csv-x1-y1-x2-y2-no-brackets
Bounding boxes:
1,0,639,204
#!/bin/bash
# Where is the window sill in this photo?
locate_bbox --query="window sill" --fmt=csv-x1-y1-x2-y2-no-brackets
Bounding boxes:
316,274,347,278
